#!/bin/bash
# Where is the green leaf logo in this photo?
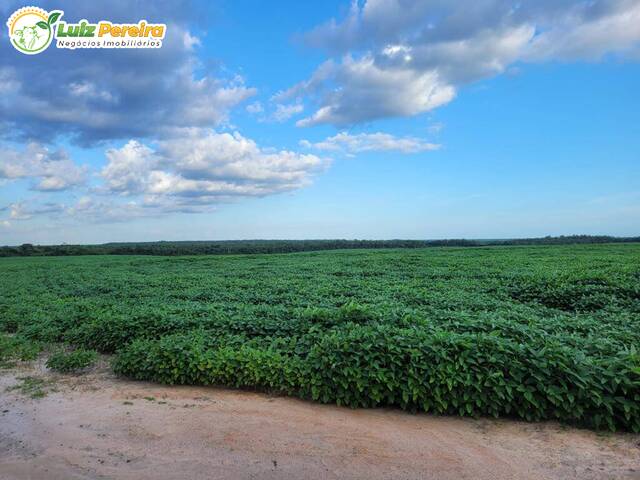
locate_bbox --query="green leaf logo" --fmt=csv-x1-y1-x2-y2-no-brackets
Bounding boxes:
47,11,62,25
36,21,48,30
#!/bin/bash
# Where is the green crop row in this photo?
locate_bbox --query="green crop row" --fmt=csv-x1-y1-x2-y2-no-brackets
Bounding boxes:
112,326,640,431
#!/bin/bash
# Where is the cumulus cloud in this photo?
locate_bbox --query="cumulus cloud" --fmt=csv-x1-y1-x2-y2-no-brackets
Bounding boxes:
98,129,330,213
0,131,330,226
290,54,455,127
102,141,157,195
301,132,440,154
0,143,87,191
290,0,640,127
0,127,330,225
0,0,255,145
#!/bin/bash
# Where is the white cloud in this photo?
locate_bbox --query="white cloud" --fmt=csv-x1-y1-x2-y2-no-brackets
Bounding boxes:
0,130,330,226
102,141,157,195
293,54,455,127
69,82,116,103
64,196,190,223
10,203,31,220
247,101,305,123
291,0,640,127
159,129,327,185
271,103,304,122
172,74,256,128
301,131,440,154
4,201,65,222
246,101,264,114
182,31,201,50
98,129,330,214
525,1,640,61
0,143,87,191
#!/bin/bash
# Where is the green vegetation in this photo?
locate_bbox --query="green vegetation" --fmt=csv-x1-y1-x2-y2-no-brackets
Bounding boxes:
46,348,98,373
1,235,639,257
0,333,40,368
1,244,639,430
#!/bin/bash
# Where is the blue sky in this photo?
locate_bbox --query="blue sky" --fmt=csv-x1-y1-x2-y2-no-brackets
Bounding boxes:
1,0,639,244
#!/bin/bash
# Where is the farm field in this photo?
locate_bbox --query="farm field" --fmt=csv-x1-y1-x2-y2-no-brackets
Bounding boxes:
1,244,639,431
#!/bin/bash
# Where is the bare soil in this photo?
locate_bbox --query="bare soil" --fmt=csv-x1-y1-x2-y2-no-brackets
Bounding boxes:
1,360,639,480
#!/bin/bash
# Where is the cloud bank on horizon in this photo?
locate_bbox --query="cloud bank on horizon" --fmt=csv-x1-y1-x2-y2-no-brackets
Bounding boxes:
1,0,639,239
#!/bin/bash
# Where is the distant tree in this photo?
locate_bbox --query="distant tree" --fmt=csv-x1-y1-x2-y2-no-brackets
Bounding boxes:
18,243,36,256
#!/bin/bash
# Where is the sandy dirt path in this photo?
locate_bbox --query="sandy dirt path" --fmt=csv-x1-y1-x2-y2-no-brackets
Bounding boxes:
1,362,639,480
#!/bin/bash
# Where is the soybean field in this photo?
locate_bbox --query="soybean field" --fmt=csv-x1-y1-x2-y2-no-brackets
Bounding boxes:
1,244,639,431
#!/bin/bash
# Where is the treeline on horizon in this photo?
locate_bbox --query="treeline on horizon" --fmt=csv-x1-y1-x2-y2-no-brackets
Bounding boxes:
1,235,639,257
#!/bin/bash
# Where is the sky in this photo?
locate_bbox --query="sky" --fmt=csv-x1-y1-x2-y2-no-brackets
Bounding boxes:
0,0,639,245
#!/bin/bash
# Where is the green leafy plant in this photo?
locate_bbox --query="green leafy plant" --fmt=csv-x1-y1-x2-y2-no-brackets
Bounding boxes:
46,348,98,373
0,333,40,368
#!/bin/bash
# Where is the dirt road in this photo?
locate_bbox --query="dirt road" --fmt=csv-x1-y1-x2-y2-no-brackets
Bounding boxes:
1,362,639,480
